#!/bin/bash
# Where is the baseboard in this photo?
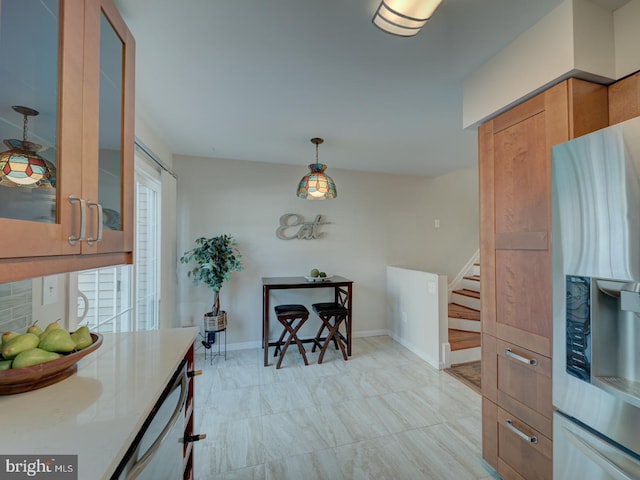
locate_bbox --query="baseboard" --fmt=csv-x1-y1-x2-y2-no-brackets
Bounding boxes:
387,331,441,370
194,329,390,353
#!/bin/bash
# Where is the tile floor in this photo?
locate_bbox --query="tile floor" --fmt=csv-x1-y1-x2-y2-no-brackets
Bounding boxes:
192,335,499,480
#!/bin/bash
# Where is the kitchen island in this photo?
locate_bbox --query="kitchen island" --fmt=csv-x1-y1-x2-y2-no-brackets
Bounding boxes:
0,327,199,479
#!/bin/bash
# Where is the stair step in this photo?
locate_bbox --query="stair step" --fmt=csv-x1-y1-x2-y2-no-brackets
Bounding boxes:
448,303,480,321
462,275,480,292
454,288,480,299
449,329,481,351
472,263,480,276
450,289,481,310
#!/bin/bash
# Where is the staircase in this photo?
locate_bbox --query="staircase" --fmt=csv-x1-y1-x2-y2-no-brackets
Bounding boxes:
447,262,481,366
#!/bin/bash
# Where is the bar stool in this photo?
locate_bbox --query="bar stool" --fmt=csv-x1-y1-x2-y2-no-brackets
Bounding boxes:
311,302,349,364
273,304,310,369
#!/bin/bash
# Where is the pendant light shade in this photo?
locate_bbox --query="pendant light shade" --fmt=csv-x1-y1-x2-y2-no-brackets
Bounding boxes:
372,0,442,37
0,106,55,189
297,138,337,200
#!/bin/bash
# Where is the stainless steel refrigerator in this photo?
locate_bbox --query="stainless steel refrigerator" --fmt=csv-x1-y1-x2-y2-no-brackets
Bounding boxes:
552,115,640,479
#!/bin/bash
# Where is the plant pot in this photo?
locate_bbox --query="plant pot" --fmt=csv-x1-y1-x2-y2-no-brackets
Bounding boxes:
204,311,227,331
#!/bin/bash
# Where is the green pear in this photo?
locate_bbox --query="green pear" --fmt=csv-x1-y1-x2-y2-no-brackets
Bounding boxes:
12,348,61,369
26,322,43,337
44,321,61,333
70,326,93,350
38,328,76,353
1,331,20,347
310,268,320,278
1,333,41,359
0,359,12,370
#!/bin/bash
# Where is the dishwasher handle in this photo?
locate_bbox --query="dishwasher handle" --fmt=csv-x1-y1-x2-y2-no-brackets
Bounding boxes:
126,370,188,480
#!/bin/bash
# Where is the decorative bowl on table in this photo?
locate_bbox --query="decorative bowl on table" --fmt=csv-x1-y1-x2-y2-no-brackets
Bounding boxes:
304,274,333,282
0,333,103,395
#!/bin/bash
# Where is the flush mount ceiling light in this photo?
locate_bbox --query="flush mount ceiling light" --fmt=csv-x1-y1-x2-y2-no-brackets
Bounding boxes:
0,105,55,189
372,0,442,37
296,137,337,200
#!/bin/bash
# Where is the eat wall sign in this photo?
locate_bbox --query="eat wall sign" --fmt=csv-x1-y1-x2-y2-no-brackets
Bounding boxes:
276,213,331,240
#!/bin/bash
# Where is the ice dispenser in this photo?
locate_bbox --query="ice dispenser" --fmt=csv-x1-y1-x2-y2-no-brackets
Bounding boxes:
567,276,640,407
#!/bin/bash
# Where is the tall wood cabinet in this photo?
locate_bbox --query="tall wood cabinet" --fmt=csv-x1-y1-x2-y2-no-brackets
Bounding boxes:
0,0,134,283
479,79,608,479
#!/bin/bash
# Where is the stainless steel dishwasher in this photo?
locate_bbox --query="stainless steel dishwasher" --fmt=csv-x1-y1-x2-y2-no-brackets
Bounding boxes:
113,360,188,479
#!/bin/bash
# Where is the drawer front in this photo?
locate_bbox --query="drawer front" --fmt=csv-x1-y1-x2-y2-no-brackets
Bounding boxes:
497,407,552,480
497,339,552,419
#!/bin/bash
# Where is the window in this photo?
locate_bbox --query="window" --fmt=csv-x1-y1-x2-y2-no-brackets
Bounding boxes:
134,167,161,330
70,154,162,332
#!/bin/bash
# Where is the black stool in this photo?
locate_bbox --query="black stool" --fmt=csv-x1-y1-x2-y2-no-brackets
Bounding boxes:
273,304,310,369
312,302,348,364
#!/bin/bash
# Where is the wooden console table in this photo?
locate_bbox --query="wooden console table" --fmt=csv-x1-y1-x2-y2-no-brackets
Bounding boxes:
262,276,353,367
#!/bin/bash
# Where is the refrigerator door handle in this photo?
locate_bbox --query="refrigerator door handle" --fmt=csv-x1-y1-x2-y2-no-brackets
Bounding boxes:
564,427,640,480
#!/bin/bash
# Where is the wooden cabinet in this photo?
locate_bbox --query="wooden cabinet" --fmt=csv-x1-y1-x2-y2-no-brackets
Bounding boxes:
609,71,640,125
0,0,134,283
479,78,608,479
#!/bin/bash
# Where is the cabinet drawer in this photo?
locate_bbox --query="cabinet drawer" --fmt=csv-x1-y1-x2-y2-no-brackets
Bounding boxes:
497,339,551,419
497,407,552,480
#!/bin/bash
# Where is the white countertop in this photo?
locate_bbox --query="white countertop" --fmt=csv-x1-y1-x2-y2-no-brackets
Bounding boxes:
0,327,198,479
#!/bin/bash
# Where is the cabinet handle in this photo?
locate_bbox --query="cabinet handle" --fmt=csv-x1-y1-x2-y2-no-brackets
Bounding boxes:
86,201,103,245
187,370,202,377
68,195,86,245
506,419,538,444
505,348,538,366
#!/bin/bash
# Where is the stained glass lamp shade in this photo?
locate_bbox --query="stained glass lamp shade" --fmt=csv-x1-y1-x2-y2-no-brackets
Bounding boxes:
296,138,337,200
0,106,55,189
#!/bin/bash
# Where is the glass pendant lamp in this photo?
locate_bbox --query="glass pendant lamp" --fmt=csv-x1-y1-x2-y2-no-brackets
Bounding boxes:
0,105,55,188
297,137,337,200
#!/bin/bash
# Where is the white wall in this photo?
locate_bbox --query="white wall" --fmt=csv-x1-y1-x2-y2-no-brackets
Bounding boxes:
614,0,640,78
386,266,448,369
416,167,479,280
463,0,618,127
173,156,478,347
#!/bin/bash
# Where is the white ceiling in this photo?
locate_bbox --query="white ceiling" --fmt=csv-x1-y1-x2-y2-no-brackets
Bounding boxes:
114,0,626,177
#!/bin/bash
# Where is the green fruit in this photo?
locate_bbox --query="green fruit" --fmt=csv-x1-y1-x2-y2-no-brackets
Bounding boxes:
70,326,93,350
0,359,12,370
310,268,320,278
27,323,43,337
319,271,327,278
12,348,61,369
1,333,41,359
44,321,61,333
39,328,76,353
1,331,19,347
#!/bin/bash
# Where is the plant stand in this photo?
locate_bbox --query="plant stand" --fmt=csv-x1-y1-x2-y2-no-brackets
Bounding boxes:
202,327,226,365
202,311,227,364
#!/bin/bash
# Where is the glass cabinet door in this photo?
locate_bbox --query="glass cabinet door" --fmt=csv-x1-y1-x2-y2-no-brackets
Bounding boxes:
0,0,85,257
82,0,134,254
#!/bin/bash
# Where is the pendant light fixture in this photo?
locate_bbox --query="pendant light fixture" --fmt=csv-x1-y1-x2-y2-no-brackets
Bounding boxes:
372,0,442,37
297,137,337,200
0,105,55,188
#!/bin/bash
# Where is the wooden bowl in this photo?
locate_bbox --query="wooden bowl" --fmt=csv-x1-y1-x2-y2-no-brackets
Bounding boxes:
0,333,103,395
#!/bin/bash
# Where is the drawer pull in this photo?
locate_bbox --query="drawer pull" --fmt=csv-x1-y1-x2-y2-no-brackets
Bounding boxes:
506,419,538,444
505,348,538,366
86,201,103,245
68,195,86,245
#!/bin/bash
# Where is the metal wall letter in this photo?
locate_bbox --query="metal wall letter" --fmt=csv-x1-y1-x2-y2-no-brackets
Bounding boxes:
276,214,331,240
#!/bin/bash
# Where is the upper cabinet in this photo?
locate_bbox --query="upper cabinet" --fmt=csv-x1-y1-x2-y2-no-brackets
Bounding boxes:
0,0,134,282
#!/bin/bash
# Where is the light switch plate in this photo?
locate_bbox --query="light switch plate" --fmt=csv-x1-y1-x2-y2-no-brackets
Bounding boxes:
42,275,58,306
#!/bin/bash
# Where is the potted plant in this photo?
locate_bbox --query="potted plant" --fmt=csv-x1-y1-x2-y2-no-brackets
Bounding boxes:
180,234,243,347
